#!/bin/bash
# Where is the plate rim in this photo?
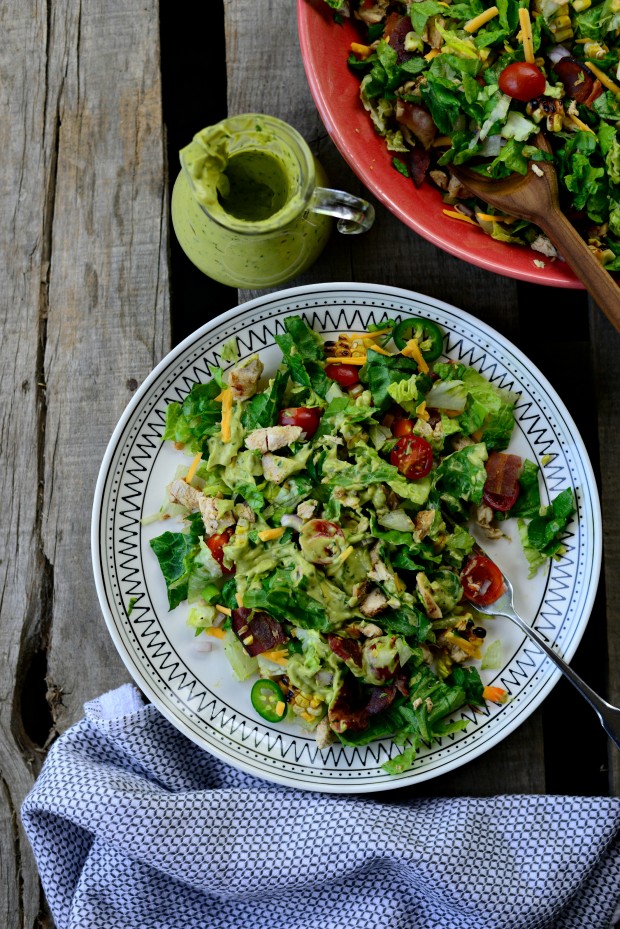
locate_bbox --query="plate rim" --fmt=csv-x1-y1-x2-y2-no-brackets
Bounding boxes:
91,281,602,792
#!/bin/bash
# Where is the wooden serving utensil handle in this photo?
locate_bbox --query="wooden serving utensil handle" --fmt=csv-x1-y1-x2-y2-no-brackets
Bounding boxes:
539,205,620,333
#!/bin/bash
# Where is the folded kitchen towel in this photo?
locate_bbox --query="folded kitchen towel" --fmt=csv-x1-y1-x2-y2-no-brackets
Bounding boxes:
21,684,620,929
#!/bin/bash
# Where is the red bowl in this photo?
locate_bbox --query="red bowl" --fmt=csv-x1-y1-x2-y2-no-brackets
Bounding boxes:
297,0,582,289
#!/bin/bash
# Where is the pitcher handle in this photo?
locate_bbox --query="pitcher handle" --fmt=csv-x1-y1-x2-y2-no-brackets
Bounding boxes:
309,187,375,235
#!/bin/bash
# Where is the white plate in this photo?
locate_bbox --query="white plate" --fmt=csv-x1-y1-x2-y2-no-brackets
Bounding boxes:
92,283,601,793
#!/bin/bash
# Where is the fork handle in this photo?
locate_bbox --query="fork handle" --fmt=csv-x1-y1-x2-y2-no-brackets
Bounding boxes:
505,608,620,750
539,207,620,334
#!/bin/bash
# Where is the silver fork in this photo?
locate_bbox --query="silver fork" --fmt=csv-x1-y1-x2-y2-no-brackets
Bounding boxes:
469,551,620,750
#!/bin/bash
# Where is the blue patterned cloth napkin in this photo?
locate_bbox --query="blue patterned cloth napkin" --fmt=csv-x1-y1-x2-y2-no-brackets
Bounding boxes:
21,684,620,929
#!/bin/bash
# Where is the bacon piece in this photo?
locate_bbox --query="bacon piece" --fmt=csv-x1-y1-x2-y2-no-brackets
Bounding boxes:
395,101,437,149
553,57,603,106
483,452,522,512
384,13,415,63
484,452,522,495
409,145,431,188
366,684,396,715
329,677,400,735
394,671,410,698
231,607,287,657
328,675,369,733
327,633,363,669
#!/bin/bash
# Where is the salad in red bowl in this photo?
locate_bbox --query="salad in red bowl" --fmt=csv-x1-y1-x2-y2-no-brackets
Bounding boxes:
299,0,620,286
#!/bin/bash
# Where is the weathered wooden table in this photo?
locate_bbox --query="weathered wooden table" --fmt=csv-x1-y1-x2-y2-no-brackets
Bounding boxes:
2,0,618,925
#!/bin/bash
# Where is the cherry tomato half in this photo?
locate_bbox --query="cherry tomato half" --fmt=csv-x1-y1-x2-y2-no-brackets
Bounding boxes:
206,528,235,575
390,434,433,480
391,417,415,438
277,406,322,439
325,363,360,387
299,519,346,565
482,451,522,512
498,62,546,102
460,555,506,607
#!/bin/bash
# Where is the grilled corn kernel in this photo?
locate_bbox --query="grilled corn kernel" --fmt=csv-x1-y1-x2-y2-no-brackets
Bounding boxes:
548,112,564,132
550,13,572,28
550,24,574,41
571,0,590,9
584,41,608,59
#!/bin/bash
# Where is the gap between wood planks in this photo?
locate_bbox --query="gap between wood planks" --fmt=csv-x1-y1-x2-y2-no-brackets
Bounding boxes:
160,0,237,346
15,93,61,767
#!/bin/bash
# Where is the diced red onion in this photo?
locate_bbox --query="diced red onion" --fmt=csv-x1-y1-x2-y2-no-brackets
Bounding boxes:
548,44,570,64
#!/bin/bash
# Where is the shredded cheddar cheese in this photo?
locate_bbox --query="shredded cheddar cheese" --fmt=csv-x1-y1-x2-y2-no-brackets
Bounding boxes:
416,400,430,422
564,113,595,133
217,387,233,442
393,574,406,593
258,527,286,542
335,545,354,565
475,212,517,224
401,338,429,374
585,60,620,97
424,48,440,61
205,626,227,639
464,6,499,33
442,208,479,226
325,355,366,364
350,42,373,59
260,648,289,667
361,328,393,339
482,685,508,704
518,8,535,63
364,341,391,356
184,452,202,485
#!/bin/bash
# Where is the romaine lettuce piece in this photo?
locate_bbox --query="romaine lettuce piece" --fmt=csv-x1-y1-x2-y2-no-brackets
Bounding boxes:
149,531,197,610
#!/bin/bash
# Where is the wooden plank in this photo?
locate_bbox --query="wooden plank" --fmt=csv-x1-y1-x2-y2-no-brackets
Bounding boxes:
224,0,546,794
0,0,170,924
42,0,170,730
0,5,51,925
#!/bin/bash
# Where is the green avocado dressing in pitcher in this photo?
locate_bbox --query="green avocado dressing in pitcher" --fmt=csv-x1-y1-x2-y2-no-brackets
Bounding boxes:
171,114,374,289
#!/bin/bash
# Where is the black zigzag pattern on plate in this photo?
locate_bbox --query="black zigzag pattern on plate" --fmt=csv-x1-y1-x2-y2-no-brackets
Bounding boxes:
96,289,599,788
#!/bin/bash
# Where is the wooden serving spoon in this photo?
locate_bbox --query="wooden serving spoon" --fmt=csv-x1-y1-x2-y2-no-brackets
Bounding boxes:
450,133,620,333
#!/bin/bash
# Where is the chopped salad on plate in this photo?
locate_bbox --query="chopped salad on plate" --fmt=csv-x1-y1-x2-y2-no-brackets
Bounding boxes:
321,0,620,268
147,315,574,774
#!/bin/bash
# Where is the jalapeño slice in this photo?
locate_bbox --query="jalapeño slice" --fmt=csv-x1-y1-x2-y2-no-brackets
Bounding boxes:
251,678,287,723
393,316,443,361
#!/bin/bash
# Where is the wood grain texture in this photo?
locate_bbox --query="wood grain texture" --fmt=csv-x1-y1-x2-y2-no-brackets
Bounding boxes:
0,0,170,924
0,6,51,924
224,0,547,793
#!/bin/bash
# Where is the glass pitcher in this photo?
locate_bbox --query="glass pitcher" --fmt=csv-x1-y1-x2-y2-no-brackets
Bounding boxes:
171,114,375,289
